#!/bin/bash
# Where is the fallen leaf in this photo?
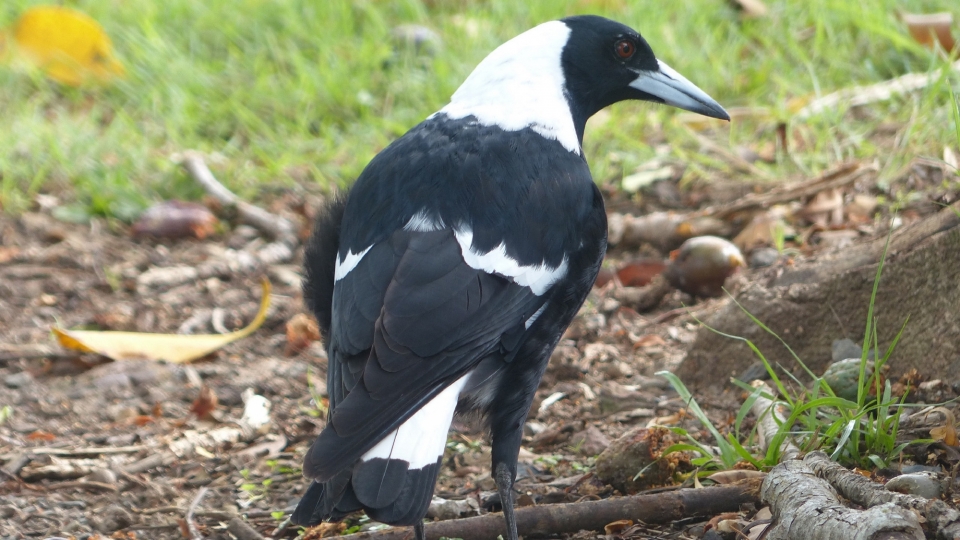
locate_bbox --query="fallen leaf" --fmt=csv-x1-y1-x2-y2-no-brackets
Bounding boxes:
131,201,218,240
54,278,271,363
0,246,20,264
902,12,956,52
285,313,321,355
11,6,125,86
729,0,769,18
604,520,633,535
945,146,959,172
926,407,959,447
190,385,218,420
621,160,679,193
707,470,767,484
616,260,667,287
26,430,57,441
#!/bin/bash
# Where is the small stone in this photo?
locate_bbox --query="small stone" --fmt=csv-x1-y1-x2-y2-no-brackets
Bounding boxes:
748,247,779,268
885,472,941,499
831,338,864,363
569,425,611,456
93,505,134,533
84,468,117,484
4,371,33,388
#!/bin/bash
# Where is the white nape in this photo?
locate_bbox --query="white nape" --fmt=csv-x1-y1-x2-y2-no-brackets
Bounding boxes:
434,21,580,155
455,229,567,296
361,375,470,469
404,210,446,232
334,246,373,282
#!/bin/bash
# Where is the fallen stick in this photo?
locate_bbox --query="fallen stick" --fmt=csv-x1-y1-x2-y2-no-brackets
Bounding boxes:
0,445,146,459
186,487,209,540
697,161,869,220
805,452,960,540
227,516,266,540
336,483,760,540
761,459,924,540
180,151,298,263
795,59,960,120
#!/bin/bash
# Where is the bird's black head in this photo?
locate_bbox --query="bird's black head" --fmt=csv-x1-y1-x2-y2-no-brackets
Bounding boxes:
438,15,728,154
559,15,729,137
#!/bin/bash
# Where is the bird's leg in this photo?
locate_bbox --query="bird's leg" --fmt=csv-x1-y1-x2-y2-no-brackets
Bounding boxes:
414,520,425,540
494,462,518,540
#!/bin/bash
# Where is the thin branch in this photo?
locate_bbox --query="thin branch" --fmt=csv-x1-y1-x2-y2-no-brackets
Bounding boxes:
185,487,209,540
335,483,761,540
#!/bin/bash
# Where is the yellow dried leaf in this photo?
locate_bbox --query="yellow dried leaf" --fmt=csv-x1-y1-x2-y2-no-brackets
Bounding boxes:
54,279,271,363
12,6,125,86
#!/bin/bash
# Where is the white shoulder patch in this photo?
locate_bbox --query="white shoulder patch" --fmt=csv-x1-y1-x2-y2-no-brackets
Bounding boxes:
334,246,373,282
455,229,567,296
434,21,580,155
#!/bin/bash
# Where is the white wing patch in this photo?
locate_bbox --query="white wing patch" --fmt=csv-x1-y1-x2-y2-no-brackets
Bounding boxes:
404,210,445,232
361,374,470,469
455,229,567,296
434,21,580,155
334,246,373,282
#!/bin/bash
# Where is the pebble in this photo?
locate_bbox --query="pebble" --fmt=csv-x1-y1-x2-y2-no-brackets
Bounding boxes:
4,371,33,388
885,472,941,499
748,247,779,268
84,468,117,485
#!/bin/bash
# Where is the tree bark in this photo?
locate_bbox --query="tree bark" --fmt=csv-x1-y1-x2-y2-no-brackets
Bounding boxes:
761,459,924,540
677,202,960,389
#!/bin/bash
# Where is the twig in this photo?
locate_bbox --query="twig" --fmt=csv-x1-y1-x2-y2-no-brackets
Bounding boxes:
0,445,146,459
180,151,298,256
697,161,869,220
227,516,266,540
46,480,118,492
186,487,209,540
795,59,960,120
335,483,760,540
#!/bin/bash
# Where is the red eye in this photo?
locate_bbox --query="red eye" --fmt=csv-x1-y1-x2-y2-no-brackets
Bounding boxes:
615,39,635,59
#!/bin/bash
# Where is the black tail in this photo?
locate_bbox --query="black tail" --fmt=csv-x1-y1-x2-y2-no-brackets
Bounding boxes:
291,460,439,527
302,193,347,342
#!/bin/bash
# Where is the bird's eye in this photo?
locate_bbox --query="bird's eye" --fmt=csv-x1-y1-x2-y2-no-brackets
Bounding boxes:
615,39,635,59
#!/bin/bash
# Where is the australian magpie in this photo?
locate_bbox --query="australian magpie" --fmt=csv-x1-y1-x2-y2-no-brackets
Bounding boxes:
294,15,728,540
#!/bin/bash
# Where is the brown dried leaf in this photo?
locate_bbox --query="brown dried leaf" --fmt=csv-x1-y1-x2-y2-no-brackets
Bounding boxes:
131,200,218,240
707,470,767,484
902,12,956,52
26,430,57,441
604,520,633,535
616,260,667,287
190,384,218,420
927,407,959,446
285,313,321,355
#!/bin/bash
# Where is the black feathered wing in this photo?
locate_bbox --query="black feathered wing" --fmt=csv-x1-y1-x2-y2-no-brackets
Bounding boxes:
303,227,546,482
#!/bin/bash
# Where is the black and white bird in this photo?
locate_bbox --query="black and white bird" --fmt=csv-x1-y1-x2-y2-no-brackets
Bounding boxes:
293,15,728,540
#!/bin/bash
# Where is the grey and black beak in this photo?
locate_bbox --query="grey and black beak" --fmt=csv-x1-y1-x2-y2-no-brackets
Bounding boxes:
629,60,730,121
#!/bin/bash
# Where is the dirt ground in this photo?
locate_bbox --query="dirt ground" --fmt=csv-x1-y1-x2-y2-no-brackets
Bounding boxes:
1,170,959,539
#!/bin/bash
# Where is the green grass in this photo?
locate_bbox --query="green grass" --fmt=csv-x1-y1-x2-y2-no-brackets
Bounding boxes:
0,0,959,217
